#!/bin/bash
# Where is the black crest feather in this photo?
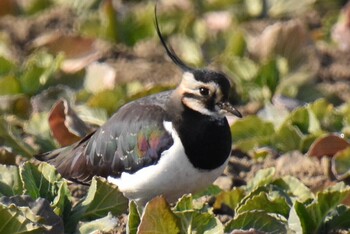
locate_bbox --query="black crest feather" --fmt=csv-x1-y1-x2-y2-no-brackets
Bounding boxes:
154,5,193,72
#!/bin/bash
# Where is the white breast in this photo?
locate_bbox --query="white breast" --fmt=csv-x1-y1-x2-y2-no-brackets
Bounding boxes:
108,121,228,205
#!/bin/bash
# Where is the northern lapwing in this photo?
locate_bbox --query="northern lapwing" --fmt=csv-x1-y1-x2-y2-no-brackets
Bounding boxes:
35,7,242,206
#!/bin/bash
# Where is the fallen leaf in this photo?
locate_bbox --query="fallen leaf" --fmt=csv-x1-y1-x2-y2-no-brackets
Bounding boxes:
31,32,103,73
48,99,92,146
308,134,350,158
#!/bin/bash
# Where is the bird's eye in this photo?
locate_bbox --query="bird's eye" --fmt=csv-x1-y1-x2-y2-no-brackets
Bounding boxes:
199,87,210,96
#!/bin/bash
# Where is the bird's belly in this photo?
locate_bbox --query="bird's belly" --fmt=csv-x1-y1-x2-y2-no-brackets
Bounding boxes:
108,121,228,205
109,148,227,205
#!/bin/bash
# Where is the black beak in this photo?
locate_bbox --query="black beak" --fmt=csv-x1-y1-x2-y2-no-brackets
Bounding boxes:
217,102,242,118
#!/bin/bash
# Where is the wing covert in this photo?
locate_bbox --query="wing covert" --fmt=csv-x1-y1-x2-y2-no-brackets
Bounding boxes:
36,91,174,184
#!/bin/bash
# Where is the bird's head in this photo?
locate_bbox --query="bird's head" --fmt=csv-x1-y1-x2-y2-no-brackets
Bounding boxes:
155,7,242,119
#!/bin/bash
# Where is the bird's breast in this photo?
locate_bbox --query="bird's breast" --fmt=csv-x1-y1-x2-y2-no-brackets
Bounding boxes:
108,121,228,205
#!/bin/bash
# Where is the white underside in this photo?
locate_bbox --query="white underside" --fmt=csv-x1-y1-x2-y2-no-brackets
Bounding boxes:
108,121,228,205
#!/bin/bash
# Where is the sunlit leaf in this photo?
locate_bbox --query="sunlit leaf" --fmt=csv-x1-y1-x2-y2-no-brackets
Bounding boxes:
128,201,141,234
231,116,274,152
0,164,23,196
24,112,57,152
77,212,120,234
175,211,224,234
17,0,52,15
332,147,350,180
213,188,245,211
0,195,63,234
0,76,21,95
87,88,127,116
84,62,116,94
0,56,15,75
273,176,314,203
225,210,287,233
237,191,290,218
138,196,180,234
0,117,36,158
272,123,303,152
192,184,222,199
246,167,276,191
67,176,128,231
20,51,63,95
288,182,350,234
20,162,71,216
256,59,280,97
174,194,193,212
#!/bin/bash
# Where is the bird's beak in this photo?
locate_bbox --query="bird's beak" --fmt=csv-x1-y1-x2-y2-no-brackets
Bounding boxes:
217,102,242,118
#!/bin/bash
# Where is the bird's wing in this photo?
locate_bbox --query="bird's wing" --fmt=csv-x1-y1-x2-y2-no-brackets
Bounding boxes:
35,91,174,184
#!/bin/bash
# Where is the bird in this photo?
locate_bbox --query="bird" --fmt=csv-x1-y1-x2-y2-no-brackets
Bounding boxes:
35,7,242,206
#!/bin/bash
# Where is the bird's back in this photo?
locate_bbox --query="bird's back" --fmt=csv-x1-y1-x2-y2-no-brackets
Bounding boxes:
36,91,174,184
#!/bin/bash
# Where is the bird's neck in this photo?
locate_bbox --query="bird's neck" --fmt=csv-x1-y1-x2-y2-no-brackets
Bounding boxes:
166,94,232,170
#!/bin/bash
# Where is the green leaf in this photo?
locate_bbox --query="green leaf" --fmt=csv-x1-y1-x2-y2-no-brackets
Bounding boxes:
175,211,224,234
0,195,63,234
273,176,314,203
227,57,258,82
225,210,287,233
0,95,31,119
68,176,128,230
20,51,63,95
285,106,321,135
309,98,333,122
246,167,276,191
51,180,72,216
99,0,118,42
213,188,245,211
24,112,57,153
77,212,120,234
272,123,303,152
0,76,21,95
138,196,180,233
332,147,350,180
0,116,35,158
256,59,280,96
87,88,127,116
288,182,350,234
20,162,71,216
0,203,44,234
0,164,23,196
323,205,350,232
20,162,63,200
128,201,141,234
0,56,15,75
224,29,247,57
117,3,155,46
231,116,275,152
192,184,222,199
237,191,290,218
174,194,193,212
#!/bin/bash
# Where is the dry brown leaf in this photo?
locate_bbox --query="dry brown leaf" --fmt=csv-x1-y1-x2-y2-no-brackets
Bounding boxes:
31,32,103,73
48,99,92,146
308,134,350,158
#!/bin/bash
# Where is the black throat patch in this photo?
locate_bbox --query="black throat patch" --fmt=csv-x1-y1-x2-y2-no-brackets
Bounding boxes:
173,107,232,170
